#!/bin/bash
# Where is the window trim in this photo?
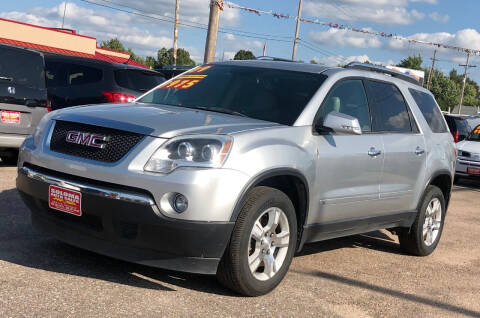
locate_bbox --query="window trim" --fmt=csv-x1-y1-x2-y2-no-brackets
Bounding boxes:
312,77,373,135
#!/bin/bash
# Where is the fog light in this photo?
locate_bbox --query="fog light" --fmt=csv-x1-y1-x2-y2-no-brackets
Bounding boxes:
173,193,188,213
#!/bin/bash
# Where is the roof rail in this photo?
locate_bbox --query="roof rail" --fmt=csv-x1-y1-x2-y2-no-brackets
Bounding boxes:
344,62,421,86
256,56,296,62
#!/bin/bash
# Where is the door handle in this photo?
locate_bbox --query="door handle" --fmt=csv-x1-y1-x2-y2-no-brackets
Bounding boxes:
415,147,425,156
368,147,382,157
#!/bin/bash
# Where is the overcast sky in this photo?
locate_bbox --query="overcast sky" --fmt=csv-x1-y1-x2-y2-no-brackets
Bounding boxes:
2,0,480,82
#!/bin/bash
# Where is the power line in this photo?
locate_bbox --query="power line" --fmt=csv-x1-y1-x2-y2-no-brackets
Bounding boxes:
79,0,293,42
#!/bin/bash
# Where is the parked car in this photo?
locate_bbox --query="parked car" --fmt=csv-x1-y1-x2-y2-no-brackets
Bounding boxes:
444,114,472,143
45,54,165,110
0,44,165,161
0,44,48,162
456,124,480,180
17,61,455,296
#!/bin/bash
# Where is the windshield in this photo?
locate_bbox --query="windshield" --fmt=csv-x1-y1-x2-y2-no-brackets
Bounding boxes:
467,125,480,141
138,64,327,125
115,69,165,92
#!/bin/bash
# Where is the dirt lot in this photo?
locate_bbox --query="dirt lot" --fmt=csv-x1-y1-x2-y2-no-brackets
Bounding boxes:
1,162,479,318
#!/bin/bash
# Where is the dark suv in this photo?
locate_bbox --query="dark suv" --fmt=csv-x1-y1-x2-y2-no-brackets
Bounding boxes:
444,114,473,143
45,55,165,110
0,44,47,161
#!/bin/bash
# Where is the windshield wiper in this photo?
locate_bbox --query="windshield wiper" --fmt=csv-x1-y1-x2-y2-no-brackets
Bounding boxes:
0,76,13,82
187,106,249,118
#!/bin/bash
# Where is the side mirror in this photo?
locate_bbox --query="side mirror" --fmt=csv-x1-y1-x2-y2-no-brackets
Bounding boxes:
322,111,362,135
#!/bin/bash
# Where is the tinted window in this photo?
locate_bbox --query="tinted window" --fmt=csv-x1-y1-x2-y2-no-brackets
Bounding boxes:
0,48,45,89
317,79,371,132
138,65,327,125
365,80,412,132
45,62,102,87
67,64,102,85
409,89,447,133
467,125,480,141
115,70,165,92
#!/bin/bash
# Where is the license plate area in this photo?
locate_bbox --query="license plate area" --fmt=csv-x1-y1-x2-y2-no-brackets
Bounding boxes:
48,185,82,216
467,167,480,175
1,110,20,124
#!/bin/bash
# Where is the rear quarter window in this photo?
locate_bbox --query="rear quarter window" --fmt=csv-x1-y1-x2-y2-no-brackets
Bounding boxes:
0,48,45,89
409,89,448,133
114,70,165,92
45,61,102,87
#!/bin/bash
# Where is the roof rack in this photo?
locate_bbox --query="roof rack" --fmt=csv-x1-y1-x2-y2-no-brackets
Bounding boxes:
256,56,296,62
344,62,421,86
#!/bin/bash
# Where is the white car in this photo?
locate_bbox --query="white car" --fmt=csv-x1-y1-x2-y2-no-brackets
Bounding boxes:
456,125,480,179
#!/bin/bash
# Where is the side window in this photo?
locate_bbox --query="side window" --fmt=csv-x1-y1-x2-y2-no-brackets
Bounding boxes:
409,89,448,133
365,80,412,133
66,64,102,86
317,79,372,132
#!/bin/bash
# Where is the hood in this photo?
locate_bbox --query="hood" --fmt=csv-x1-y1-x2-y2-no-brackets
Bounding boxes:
457,140,480,156
51,103,280,138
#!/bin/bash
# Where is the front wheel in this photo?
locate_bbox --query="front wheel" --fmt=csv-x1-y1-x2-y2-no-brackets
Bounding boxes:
398,185,446,256
216,186,297,296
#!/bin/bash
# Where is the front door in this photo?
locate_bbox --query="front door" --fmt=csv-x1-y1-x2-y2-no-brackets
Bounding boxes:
311,79,384,224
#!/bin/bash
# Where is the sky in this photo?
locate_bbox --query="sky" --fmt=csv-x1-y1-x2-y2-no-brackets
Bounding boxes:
2,0,480,82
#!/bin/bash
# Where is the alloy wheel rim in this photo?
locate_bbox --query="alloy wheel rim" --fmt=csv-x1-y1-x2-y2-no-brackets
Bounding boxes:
248,207,290,281
423,198,442,247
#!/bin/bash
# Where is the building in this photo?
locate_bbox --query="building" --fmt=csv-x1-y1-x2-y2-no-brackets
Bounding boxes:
0,17,147,68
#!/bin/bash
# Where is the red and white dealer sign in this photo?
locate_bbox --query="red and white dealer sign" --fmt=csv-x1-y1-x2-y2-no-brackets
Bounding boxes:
48,185,82,216
1,110,20,124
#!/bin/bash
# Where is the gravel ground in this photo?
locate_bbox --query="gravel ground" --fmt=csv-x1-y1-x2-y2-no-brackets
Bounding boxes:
1,162,479,318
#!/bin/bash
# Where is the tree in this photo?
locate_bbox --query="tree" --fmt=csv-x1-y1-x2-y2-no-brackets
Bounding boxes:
145,56,157,69
100,38,145,65
310,59,318,64
234,50,255,60
100,38,126,52
429,70,459,111
397,55,423,70
155,47,195,67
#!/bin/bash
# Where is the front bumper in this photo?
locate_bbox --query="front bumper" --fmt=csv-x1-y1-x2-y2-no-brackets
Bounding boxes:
456,158,480,178
16,165,234,274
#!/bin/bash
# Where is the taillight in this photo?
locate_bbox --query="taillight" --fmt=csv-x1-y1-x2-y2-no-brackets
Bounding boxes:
46,99,52,112
101,91,136,103
453,131,459,143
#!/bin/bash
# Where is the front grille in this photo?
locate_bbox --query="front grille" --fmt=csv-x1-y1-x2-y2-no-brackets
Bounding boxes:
50,120,144,163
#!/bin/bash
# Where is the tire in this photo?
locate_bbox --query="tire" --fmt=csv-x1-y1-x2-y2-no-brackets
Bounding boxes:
398,185,446,256
216,186,297,296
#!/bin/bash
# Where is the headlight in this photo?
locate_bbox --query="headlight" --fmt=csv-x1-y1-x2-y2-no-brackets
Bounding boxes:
144,135,233,174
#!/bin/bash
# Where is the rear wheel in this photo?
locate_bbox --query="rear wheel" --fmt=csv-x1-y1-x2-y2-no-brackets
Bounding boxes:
216,186,297,296
398,185,446,256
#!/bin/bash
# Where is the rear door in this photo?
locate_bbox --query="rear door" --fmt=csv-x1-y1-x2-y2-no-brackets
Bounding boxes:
0,45,47,137
364,80,427,213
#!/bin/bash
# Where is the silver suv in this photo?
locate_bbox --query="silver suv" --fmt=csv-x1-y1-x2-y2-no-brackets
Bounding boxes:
16,61,455,296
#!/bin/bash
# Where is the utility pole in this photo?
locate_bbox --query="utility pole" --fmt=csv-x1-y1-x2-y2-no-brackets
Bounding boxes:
426,49,437,90
292,0,303,61
204,0,222,63
458,52,476,114
61,1,68,28
173,0,180,66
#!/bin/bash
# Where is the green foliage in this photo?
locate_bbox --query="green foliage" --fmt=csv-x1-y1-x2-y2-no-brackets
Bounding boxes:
233,50,255,60
310,59,318,64
100,38,126,52
397,55,423,70
100,38,145,65
429,69,459,111
155,47,196,67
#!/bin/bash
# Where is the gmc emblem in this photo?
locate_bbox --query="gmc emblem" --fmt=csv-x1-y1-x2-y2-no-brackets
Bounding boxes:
66,131,109,149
